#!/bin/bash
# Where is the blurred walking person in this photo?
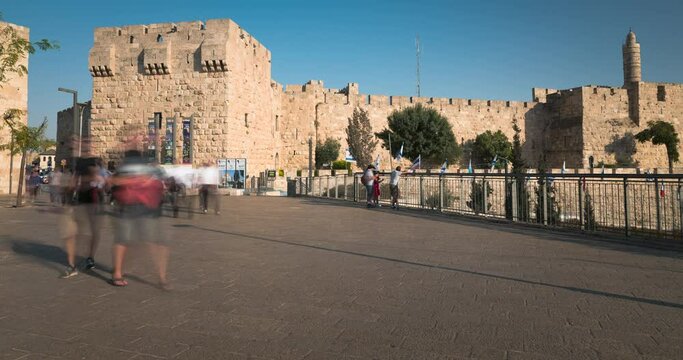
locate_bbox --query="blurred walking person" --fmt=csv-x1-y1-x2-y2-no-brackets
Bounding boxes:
27,169,41,203
361,164,375,208
72,154,103,271
110,149,169,288
197,163,220,215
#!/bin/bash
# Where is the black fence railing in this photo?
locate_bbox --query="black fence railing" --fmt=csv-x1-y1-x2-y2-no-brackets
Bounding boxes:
295,172,683,241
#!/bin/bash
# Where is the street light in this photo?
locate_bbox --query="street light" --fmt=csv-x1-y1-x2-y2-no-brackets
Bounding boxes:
58,87,79,167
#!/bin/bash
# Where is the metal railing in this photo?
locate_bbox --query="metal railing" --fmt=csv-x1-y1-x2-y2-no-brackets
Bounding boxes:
295,172,683,241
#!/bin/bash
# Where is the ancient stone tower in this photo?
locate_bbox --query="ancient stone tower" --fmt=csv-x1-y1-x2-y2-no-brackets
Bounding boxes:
622,30,642,86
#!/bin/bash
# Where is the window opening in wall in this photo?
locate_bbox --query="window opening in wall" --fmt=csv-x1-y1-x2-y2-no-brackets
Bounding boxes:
144,27,148,34
187,54,190,64
157,34,163,43
117,29,122,36
187,33,191,40
468,99,472,105
182,119,192,164
244,114,249,128
275,115,279,132
129,36,134,44
295,128,299,140
657,85,666,102
200,23,205,30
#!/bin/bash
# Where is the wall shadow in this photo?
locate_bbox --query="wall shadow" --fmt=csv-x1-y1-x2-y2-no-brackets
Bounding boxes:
180,223,683,310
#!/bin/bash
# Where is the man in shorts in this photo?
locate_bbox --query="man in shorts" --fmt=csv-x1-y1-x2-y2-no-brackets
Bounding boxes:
110,150,169,289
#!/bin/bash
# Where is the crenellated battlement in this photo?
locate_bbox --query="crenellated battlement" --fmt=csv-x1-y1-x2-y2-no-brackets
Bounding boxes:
284,80,538,111
89,18,271,78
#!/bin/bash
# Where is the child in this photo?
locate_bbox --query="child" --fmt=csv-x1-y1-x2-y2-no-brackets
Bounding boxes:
372,171,383,207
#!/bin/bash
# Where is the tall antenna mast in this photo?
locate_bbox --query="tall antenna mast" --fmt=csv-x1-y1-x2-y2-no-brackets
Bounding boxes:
416,34,421,97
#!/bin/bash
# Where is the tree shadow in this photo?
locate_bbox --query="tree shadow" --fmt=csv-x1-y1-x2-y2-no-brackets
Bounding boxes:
605,132,638,167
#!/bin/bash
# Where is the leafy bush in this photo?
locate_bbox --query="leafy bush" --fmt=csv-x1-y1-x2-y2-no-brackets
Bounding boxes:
466,180,492,214
423,186,456,210
332,160,350,170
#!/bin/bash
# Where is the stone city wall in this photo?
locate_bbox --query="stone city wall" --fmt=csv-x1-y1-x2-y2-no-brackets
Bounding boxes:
0,21,29,194
280,80,548,171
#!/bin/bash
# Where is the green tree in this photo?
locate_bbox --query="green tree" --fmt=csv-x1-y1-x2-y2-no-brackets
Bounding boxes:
1,13,59,197
0,113,52,206
315,138,341,169
510,118,526,173
471,130,512,169
0,14,59,83
376,104,461,167
635,120,680,172
345,107,377,168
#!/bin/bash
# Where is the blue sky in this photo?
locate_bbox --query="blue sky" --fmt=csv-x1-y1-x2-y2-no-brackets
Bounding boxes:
2,0,682,138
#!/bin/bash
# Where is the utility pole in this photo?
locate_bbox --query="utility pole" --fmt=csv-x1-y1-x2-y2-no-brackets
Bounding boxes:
389,132,393,170
308,137,313,188
416,34,421,97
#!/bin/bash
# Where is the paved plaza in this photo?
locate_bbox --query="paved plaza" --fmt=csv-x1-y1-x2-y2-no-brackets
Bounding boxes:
0,196,682,359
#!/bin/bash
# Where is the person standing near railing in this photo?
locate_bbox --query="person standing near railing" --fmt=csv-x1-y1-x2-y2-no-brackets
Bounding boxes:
361,164,376,208
390,166,402,210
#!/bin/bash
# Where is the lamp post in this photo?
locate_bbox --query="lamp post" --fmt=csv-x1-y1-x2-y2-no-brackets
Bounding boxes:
58,88,79,169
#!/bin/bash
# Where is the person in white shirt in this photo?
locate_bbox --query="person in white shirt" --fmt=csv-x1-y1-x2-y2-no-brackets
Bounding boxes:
198,163,220,214
361,165,376,208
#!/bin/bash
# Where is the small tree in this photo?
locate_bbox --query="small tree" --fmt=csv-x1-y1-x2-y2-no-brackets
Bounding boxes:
506,119,531,221
376,104,461,167
0,113,51,207
0,15,59,83
315,138,341,169
510,118,525,173
471,130,512,169
345,107,377,168
467,180,492,214
635,120,680,172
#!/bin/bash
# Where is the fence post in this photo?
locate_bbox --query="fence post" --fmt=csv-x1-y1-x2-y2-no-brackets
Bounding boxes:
654,177,661,233
438,175,444,212
482,177,488,215
419,176,424,208
679,179,683,240
306,177,309,196
624,177,630,237
542,175,548,226
334,176,338,198
511,176,518,222
343,175,347,200
353,175,357,202
578,178,584,230
326,176,330,197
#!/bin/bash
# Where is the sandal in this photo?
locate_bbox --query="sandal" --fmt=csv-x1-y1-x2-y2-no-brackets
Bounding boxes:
158,281,173,291
110,278,128,287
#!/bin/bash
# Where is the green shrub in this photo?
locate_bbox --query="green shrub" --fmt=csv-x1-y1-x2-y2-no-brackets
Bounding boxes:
332,160,350,170
423,186,456,210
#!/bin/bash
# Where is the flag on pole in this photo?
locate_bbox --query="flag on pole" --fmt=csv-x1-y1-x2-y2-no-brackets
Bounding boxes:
374,154,381,170
561,161,566,175
395,143,404,162
601,164,605,175
345,148,356,163
468,158,473,173
409,155,421,172
660,184,666,198
490,155,498,171
440,160,448,174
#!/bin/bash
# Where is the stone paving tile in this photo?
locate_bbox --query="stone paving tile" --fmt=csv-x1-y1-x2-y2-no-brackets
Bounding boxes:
0,196,682,359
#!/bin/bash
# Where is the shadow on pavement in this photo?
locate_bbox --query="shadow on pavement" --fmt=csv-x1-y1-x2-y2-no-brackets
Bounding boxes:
180,223,683,311
299,197,683,259
10,239,157,287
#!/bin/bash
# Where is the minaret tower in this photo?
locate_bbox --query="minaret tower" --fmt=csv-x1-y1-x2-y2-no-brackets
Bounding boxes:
622,29,641,86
